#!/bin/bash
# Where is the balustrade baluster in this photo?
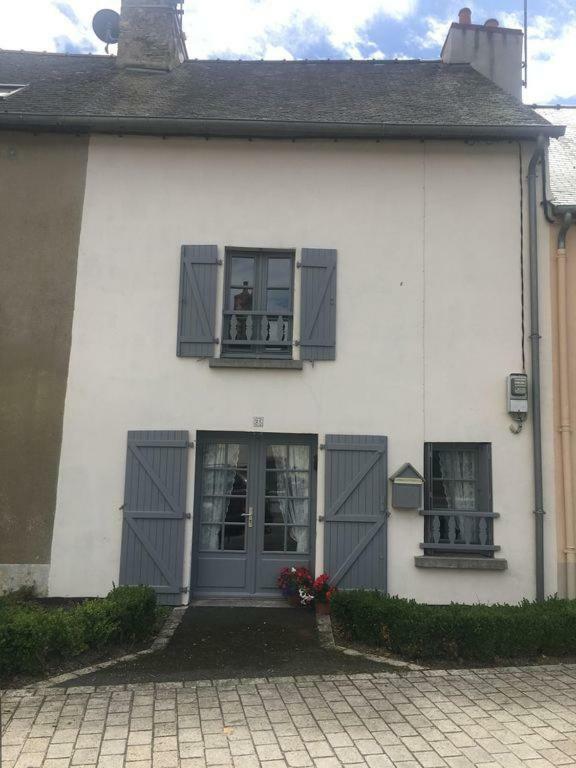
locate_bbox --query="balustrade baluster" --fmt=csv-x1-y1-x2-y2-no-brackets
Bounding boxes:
448,515,456,545
246,314,253,341
479,516,488,546
432,515,440,543
230,314,238,341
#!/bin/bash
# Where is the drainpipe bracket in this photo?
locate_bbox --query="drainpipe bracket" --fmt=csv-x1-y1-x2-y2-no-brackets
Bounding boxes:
533,508,546,517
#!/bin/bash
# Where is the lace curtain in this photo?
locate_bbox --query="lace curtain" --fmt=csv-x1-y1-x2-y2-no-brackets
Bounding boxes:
437,449,476,510
202,443,240,550
269,445,309,552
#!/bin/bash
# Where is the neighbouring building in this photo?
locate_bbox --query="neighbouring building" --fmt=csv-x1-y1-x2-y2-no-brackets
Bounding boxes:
537,107,576,599
0,4,565,604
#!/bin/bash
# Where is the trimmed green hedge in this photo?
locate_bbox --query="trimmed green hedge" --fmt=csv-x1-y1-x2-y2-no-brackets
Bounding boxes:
331,590,576,662
0,585,160,678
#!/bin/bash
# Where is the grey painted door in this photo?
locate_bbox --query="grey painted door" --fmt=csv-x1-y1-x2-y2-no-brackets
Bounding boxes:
323,434,388,591
192,433,316,596
119,431,189,605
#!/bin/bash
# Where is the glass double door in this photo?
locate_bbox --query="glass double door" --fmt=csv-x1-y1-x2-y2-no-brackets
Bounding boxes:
192,433,316,596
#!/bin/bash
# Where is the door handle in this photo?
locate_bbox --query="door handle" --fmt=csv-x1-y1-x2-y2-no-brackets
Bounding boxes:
242,507,254,528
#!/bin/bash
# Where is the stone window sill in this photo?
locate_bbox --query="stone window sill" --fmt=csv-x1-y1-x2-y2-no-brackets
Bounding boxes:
209,358,303,370
414,556,508,571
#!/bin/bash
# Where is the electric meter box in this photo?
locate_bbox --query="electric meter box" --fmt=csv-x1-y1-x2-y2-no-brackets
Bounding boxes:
507,373,528,416
390,463,424,510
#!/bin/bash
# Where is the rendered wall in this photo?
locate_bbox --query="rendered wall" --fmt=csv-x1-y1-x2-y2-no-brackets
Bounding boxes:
49,136,557,604
0,132,88,594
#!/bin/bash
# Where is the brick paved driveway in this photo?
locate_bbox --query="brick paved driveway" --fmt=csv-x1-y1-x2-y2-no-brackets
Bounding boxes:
3,665,576,768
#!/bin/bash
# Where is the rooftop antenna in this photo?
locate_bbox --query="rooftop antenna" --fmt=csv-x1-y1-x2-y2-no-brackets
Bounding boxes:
92,9,120,54
523,0,528,87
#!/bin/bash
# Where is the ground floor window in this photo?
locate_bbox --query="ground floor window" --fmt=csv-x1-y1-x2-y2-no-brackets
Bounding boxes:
422,442,498,557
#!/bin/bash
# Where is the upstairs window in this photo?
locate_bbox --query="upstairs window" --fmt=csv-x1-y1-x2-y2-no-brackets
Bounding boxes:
222,248,294,358
422,443,499,557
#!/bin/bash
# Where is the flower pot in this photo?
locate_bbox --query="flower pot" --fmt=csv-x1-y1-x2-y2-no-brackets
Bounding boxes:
316,602,330,616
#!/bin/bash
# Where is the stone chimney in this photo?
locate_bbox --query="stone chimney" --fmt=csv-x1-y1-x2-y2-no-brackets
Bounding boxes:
117,0,187,71
441,7,523,99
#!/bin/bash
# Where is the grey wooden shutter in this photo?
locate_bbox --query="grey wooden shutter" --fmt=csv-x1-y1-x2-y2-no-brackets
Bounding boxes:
177,245,219,357
119,430,189,605
300,248,337,361
323,434,388,590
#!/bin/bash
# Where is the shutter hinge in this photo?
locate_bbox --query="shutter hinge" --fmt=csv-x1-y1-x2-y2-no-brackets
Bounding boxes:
180,586,189,593
217,259,223,266
214,338,220,345
294,340,300,346
119,504,125,511
296,261,302,268
188,441,195,448
318,515,325,522
319,443,325,450
185,512,192,519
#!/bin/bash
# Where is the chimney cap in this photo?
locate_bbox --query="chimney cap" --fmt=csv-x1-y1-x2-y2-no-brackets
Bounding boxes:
458,7,472,25
484,18,499,27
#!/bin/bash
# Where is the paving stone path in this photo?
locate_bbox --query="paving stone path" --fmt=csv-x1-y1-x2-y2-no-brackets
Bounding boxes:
3,665,576,768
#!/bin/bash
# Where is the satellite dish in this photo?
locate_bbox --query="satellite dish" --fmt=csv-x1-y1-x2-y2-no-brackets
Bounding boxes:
92,9,120,50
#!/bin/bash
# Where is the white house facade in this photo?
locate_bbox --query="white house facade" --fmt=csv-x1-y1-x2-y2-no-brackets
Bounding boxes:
45,134,556,605
0,2,564,605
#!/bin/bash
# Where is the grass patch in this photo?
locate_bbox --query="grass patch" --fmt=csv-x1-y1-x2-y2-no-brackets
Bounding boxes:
331,590,576,663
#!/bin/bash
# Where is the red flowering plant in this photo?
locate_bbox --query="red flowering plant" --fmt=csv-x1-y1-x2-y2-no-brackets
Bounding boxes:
312,573,337,604
277,566,313,598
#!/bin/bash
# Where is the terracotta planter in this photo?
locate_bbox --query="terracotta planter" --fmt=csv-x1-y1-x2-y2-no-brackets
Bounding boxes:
316,601,330,615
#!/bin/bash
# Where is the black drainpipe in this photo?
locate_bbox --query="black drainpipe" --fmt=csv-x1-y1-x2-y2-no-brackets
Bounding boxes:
528,136,546,602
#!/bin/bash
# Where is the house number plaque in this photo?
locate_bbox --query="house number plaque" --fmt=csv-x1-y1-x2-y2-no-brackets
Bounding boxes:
252,416,264,428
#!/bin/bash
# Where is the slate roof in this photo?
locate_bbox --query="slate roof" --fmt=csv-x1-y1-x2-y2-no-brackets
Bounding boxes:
537,108,576,208
0,50,562,139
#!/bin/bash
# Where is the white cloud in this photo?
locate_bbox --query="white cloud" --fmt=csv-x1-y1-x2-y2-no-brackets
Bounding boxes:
419,10,576,104
0,0,415,58
184,0,416,59
0,0,111,53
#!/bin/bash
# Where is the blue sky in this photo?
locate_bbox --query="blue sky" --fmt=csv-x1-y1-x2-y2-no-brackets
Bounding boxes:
1,0,575,104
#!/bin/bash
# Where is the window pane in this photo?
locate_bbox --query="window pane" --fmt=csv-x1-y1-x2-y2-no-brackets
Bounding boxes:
286,527,309,553
266,445,287,469
230,471,247,496
224,497,246,523
453,481,476,510
230,287,253,311
263,525,285,551
432,480,449,509
267,445,309,470
266,471,309,497
267,258,291,287
223,525,245,551
231,257,255,287
204,443,243,469
204,443,229,468
200,524,221,551
454,451,476,480
265,500,285,523
235,444,249,469
267,289,290,313
202,469,235,496
201,498,226,523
